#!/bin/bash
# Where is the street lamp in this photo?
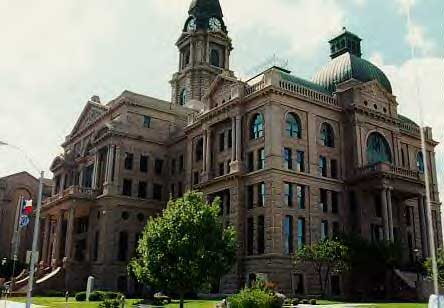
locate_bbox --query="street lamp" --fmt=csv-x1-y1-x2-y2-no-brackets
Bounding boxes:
0,141,44,308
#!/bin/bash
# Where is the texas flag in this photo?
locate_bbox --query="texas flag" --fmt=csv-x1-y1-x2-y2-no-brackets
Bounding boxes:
22,199,33,215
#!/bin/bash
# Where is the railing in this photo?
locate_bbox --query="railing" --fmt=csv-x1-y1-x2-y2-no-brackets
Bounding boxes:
398,122,420,136
245,80,266,95
44,186,99,205
354,162,423,181
278,80,339,107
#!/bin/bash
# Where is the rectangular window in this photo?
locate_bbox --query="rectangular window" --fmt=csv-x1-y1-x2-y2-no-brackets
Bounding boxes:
257,215,265,255
297,218,306,249
247,152,254,172
179,155,184,172
319,156,327,177
140,155,148,173
247,185,254,209
153,184,162,200
219,163,224,176
219,132,225,152
258,148,265,170
332,191,339,214
178,182,183,197
193,172,199,185
247,217,254,255
118,231,128,261
297,185,305,209
284,148,293,169
320,189,328,212
321,220,329,240
258,182,266,207
124,153,134,170
374,195,382,218
138,181,147,199
122,179,132,196
171,159,176,175
155,159,163,175
228,129,232,148
296,151,305,172
331,159,338,179
143,116,151,128
283,215,294,254
284,182,294,207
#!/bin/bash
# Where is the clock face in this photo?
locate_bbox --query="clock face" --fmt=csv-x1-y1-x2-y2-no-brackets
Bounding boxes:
186,18,196,31
208,17,222,31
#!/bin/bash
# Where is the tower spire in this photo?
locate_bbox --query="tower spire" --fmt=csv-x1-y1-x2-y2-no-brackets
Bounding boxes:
189,0,223,19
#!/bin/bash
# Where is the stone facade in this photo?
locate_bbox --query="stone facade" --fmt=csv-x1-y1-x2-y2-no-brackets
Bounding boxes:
37,0,441,298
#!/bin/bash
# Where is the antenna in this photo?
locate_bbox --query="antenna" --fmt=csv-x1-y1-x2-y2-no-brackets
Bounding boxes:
245,54,289,77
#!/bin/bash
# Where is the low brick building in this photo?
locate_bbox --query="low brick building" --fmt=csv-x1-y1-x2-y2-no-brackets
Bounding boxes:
38,0,441,297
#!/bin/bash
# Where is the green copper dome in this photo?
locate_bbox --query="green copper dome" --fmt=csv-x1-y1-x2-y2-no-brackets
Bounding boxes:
312,52,392,94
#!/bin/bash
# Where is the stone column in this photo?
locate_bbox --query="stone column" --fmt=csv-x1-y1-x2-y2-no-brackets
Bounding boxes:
381,189,390,241
235,115,242,162
64,207,75,261
418,195,429,257
59,174,66,194
78,168,84,187
106,145,115,183
91,153,99,190
52,211,64,267
202,130,208,172
230,115,243,173
41,217,50,264
231,117,236,162
387,188,394,242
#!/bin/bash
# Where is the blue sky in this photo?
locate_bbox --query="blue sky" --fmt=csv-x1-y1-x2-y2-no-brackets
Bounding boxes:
0,0,443,194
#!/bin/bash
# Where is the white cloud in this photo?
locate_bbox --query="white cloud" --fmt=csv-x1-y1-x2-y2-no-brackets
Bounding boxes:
394,0,417,15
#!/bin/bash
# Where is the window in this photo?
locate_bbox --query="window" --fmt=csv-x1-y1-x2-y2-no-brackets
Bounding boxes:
374,195,382,217
93,231,99,261
401,148,406,167
219,132,225,152
227,129,232,148
331,276,341,296
83,165,94,188
193,172,199,185
297,185,305,209
406,206,413,226
319,156,327,177
250,113,264,139
196,138,204,162
284,148,293,169
258,182,266,207
122,179,132,196
296,151,305,172
331,159,338,179
332,222,340,238
283,216,294,254
247,152,254,172
297,218,306,249
247,185,254,209
219,163,224,176
321,220,329,240
258,148,265,170
124,153,134,170
371,224,383,242
320,123,335,147
170,184,175,198
257,215,265,255
118,231,128,261
171,159,176,175
138,181,147,199
210,49,220,67
179,88,187,105
247,217,254,255
417,152,425,173
286,113,302,138
153,184,162,200
155,159,163,175
179,155,184,172
366,132,392,164
140,155,148,173
320,189,328,212
143,116,151,128
284,183,294,207
332,191,339,214
293,274,304,294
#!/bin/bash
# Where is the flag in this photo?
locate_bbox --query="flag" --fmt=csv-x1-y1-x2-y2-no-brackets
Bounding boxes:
21,199,32,216
19,215,30,228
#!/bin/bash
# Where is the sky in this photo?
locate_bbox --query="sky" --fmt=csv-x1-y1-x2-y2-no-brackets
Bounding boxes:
0,0,443,195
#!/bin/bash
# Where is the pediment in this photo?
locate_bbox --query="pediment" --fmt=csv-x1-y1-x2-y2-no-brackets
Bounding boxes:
70,102,108,136
359,80,396,104
204,73,239,109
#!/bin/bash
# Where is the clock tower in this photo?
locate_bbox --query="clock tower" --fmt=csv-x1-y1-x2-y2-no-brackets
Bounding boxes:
170,0,233,106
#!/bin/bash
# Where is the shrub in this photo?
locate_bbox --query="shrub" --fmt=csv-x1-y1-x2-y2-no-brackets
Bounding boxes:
75,290,123,302
310,299,317,305
292,298,300,305
229,288,282,308
302,299,309,304
75,292,86,302
88,291,104,301
42,290,65,297
99,299,120,308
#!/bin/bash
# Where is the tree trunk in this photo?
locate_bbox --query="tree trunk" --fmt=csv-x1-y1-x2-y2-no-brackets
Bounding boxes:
318,266,324,295
180,293,184,308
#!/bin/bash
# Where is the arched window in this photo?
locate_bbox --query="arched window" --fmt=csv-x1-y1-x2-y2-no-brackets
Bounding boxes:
179,88,187,105
210,49,220,67
286,113,302,138
320,123,335,148
366,132,392,165
250,113,264,139
416,152,425,173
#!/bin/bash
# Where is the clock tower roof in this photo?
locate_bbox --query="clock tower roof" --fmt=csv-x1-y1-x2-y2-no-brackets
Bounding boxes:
188,0,223,20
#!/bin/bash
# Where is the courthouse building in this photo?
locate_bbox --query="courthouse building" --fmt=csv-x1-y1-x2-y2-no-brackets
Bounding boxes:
38,0,442,296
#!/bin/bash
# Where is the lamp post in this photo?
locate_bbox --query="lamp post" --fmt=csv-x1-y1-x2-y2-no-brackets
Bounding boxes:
0,141,44,308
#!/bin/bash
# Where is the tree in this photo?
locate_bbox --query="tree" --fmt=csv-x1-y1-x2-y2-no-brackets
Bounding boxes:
294,239,349,295
424,249,444,286
129,191,237,308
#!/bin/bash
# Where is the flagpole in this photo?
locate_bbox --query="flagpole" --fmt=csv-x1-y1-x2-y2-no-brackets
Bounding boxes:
25,171,44,308
11,196,23,288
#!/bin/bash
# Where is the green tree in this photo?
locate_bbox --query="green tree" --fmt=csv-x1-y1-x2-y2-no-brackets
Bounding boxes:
294,239,349,295
129,191,237,308
424,249,444,286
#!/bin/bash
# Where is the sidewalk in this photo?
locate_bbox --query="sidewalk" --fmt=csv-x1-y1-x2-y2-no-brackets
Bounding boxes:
0,300,44,308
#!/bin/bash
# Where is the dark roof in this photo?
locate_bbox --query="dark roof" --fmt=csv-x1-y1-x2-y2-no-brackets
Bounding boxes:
312,52,392,94
398,114,419,127
189,0,223,19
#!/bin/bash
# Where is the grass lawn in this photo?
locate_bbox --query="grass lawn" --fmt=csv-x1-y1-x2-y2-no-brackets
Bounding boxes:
164,299,220,307
9,297,141,307
317,300,427,307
